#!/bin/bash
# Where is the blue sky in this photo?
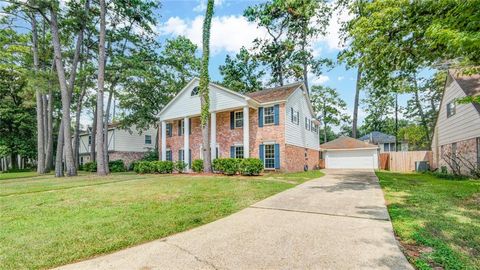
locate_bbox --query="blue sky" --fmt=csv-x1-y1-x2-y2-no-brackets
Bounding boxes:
158,0,368,123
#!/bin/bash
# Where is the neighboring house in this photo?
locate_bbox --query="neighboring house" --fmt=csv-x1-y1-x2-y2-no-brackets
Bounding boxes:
320,136,379,169
359,131,408,152
157,78,320,172
78,123,157,167
432,70,480,175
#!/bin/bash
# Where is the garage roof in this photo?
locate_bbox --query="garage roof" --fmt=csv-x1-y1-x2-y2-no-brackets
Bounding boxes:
320,136,379,150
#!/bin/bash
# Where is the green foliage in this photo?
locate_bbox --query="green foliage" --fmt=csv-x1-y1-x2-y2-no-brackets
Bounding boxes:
152,161,174,174
174,160,188,173
192,159,204,173
141,150,159,162
212,158,240,176
133,161,155,174
398,125,429,150
83,162,97,172
238,158,264,176
108,160,125,172
219,47,265,93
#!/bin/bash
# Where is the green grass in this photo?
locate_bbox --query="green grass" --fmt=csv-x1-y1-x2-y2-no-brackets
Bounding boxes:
0,170,323,270
0,171,38,180
376,171,480,270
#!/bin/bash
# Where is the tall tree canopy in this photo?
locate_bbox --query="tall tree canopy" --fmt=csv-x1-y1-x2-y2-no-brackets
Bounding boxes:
219,47,264,93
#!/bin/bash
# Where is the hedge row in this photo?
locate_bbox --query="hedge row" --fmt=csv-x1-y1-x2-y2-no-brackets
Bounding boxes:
212,158,264,176
133,160,187,174
82,160,126,172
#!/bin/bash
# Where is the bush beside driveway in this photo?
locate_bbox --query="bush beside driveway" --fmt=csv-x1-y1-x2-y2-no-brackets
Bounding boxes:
377,171,480,269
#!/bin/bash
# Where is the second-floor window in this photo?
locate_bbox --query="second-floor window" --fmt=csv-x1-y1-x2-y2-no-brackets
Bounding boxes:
305,117,311,131
234,111,244,128
291,107,299,125
178,120,184,136
145,135,152,145
88,135,92,145
447,102,456,118
264,106,275,125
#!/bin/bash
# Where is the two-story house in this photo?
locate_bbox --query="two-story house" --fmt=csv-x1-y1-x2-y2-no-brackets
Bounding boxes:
158,78,320,172
78,123,157,167
432,70,480,175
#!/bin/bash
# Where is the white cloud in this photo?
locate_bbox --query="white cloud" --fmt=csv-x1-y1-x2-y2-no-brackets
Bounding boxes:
337,76,344,81
314,4,352,51
193,0,225,13
310,74,330,85
159,15,267,55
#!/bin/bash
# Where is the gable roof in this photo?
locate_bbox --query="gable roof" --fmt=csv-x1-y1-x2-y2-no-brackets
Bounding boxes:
358,131,396,144
246,82,304,103
320,136,379,150
450,70,480,114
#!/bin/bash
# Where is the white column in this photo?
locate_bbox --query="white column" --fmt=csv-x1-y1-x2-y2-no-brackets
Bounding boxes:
161,121,166,161
243,106,250,158
210,112,217,161
183,117,190,171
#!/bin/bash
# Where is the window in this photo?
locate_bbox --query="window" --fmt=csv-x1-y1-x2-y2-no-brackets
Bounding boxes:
178,120,184,136
233,146,244,159
311,122,318,133
166,150,172,161
88,135,92,145
191,86,199,96
305,117,311,131
264,106,275,125
384,143,390,152
290,107,299,125
145,135,152,145
264,144,275,169
447,101,456,118
178,149,184,162
234,111,244,128
166,123,172,137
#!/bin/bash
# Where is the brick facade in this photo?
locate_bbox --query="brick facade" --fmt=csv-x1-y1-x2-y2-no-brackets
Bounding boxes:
435,137,479,175
160,103,320,172
79,151,146,168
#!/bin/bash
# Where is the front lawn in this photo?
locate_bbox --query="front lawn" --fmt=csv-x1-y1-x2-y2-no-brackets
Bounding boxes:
377,171,480,270
0,170,323,269
0,171,38,180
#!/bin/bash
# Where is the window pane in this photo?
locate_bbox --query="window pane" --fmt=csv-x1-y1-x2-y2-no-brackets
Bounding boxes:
264,144,275,169
235,146,244,159
264,107,274,124
235,111,243,128
145,135,152,144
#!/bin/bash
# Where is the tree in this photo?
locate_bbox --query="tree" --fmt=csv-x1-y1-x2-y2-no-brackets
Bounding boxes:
398,125,428,150
219,47,264,93
200,0,214,173
311,85,350,144
95,0,107,176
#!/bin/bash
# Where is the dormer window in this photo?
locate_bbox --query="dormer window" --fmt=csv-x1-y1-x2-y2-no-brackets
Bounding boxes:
191,86,199,96
447,101,456,118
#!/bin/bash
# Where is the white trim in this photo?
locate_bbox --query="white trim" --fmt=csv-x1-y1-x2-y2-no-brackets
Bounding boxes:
233,110,244,128
322,147,379,151
158,78,198,118
263,105,275,125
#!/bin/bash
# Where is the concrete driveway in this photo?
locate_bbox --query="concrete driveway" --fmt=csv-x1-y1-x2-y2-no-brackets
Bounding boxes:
56,169,412,270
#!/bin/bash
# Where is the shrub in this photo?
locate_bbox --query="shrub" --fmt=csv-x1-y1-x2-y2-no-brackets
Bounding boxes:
212,158,225,173
174,160,187,173
141,150,159,161
134,161,155,174
152,161,174,174
192,159,203,173
83,161,97,172
222,158,240,175
239,158,264,176
108,160,125,172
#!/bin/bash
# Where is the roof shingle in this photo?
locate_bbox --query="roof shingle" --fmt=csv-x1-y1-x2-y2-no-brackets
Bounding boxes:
320,136,378,150
246,82,303,103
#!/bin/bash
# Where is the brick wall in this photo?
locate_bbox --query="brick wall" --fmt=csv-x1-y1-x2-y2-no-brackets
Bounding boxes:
283,144,320,172
437,137,479,175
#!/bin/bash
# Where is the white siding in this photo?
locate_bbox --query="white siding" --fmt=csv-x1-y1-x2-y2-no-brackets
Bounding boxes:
160,80,248,120
113,126,157,152
78,129,115,154
285,88,320,150
436,78,480,146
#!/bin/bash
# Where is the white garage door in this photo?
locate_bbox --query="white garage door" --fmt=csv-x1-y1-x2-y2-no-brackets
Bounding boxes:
326,149,378,169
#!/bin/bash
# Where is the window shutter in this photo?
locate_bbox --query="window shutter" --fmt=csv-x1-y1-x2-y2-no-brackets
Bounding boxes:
290,107,294,122
178,121,181,136
167,124,172,137
189,119,192,135
258,107,264,127
189,149,192,168
230,111,235,129
230,146,235,158
274,144,280,169
259,144,264,163
274,104,280,125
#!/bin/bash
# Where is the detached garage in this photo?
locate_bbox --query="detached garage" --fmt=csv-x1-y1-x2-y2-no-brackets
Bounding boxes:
320,136,379,169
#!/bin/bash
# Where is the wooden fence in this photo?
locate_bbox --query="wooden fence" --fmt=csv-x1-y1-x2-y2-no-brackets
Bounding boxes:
380,151,433,172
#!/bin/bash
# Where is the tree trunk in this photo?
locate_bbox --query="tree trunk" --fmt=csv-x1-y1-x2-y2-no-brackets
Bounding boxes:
45,89,54,171
352,64,362,138
395,91,399,152
90,104,97,162
413,78,430,142
74,85,86,169
31,14,46,174
301,23,309,93
103,90,113,173
200,0,214,173
96,0,107,176
55,119,65,177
